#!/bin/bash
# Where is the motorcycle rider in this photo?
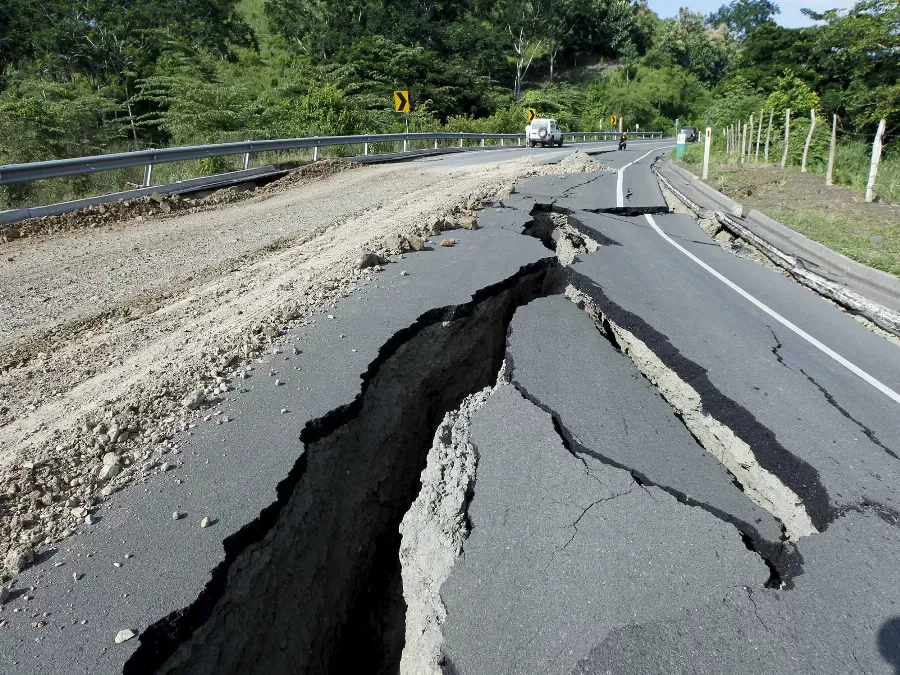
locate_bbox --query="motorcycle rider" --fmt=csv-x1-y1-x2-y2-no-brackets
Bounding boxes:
618,130,627,150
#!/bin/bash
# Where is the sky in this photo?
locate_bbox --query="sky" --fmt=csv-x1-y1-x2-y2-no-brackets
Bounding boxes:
646,0,847,28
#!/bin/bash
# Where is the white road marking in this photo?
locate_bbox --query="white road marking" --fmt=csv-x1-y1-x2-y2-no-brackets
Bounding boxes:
645,214,900,406
617,145,675,208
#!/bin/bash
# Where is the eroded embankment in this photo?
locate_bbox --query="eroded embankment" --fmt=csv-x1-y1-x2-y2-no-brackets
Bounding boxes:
122,263,551,675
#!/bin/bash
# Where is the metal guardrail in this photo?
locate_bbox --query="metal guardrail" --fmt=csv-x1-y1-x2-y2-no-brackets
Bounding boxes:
0,131,664,186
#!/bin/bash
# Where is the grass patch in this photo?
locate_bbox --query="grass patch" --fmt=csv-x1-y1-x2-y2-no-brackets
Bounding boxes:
765,207,900,278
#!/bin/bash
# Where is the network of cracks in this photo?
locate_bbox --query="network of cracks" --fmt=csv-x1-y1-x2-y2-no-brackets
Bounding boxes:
121,186,900,675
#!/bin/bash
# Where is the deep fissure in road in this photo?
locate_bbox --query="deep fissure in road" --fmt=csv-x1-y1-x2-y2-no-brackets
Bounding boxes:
123,264,551,675
122,192,821,675
519,203,816,585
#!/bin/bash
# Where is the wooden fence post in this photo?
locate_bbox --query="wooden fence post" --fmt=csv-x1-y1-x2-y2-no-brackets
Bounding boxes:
747,114,754,163
866,118,887,203
741,122,748,163
826,114,838,187
781,108,791,168
755,110,763,162
801,108,816,173
764,109,773,163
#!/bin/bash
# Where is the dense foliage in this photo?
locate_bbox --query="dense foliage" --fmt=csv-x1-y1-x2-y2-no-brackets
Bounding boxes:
0,0,897,168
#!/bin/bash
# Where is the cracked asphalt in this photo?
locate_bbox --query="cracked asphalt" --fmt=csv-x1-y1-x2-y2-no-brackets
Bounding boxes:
440,145,900,674
2,140,900,675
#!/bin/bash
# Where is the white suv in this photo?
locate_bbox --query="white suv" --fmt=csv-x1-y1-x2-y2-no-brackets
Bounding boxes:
526,118,564,147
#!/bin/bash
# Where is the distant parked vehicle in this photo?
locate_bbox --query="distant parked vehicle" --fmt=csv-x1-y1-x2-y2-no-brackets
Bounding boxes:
680,126,699,142
526,118,564,147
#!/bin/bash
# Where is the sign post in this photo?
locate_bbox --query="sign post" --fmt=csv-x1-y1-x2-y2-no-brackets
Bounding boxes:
675,131,687,160
702,127,712,179
394,90,410,151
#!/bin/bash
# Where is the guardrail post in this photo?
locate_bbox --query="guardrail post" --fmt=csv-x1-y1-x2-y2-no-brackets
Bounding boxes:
434,139,438,149
142,149,154,187
403,139,408,152
313,146,318,162
242,150,251,171
481,137,485,147
364,142,368,156
501,138,504,146
459,138,463,147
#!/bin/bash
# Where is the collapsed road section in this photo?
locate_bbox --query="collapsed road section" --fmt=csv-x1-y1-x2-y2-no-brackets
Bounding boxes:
2,145,899,675
401,164,900,674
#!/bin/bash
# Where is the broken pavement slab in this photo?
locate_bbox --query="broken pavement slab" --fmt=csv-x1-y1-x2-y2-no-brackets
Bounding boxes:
506,295,787,564
565,210,900,532
439,384,769,674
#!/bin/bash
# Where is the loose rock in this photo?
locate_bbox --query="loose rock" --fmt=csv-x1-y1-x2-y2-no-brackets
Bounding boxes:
382,234,409,254
115,629,136,644
181,389,206,410
0,227,21,243
458,215,479,231
407,234,425,251
357,252,385,270
4,547,33,574
440,239,456,248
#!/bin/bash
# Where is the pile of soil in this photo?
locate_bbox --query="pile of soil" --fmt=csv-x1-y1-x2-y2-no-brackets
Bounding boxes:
558,149,609,172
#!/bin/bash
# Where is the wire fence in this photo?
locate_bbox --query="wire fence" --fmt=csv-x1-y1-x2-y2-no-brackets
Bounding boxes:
715,109,895,204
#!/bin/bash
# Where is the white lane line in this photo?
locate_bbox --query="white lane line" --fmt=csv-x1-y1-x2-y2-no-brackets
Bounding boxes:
616,145,675,207
645,214,900,406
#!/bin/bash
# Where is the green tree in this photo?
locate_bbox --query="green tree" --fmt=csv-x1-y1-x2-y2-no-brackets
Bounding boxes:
644,9,734,86
708,0,780,39
705,76,765,127
802,0,900,130
764,70,820,126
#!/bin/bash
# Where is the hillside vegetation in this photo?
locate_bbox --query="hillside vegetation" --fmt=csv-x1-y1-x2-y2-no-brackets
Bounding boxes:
0,0,897,206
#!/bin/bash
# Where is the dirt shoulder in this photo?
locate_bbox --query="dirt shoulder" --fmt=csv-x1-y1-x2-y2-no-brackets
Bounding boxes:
0,155,572,582
682,162,900,279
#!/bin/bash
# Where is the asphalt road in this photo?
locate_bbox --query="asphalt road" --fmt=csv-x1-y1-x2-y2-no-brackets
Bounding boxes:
440,141,900,674
2,139,899,675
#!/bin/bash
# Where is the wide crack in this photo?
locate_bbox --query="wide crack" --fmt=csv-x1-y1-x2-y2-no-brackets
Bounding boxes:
116,175,842,674
122,263,552,675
